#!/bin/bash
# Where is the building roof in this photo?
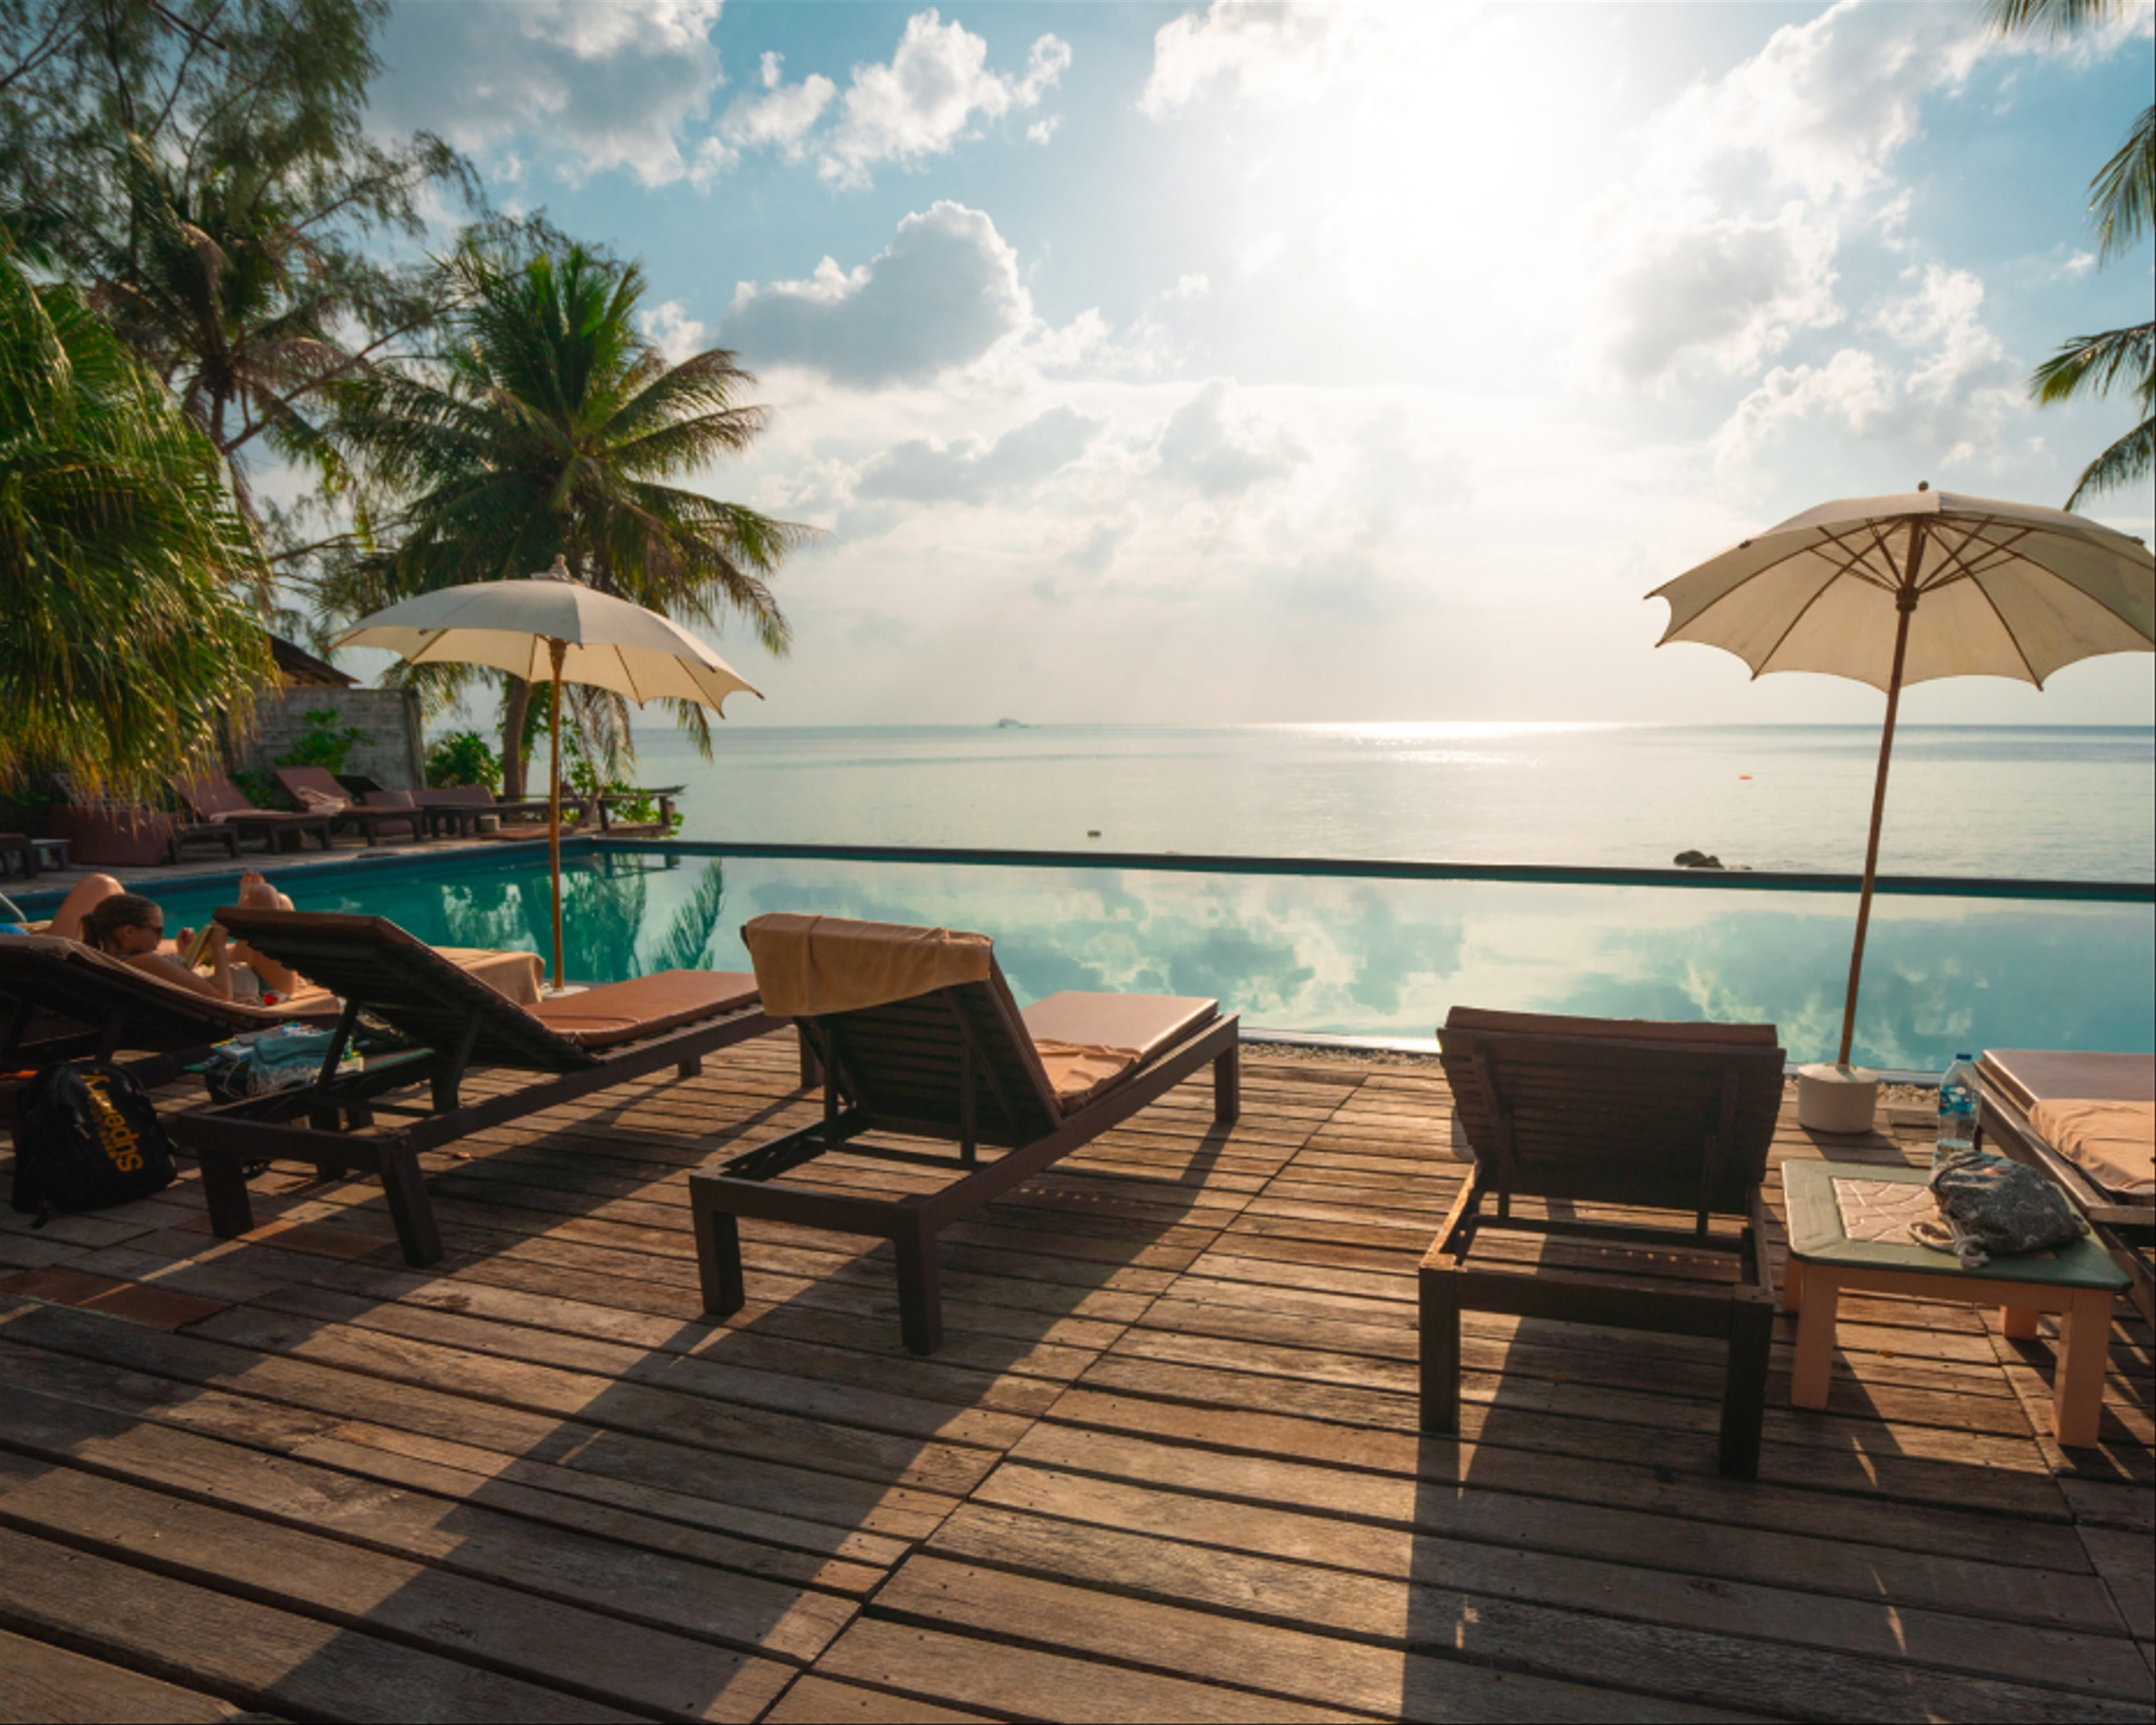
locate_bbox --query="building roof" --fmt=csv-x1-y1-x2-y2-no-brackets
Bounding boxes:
268,635,356,688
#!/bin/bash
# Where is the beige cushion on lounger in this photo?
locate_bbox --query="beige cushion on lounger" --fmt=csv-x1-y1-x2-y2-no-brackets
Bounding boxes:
1022,991,1219,1112
743,913,992,1018
1445,1006,1777,1044
529,969,759,1049
2027,1099,2155,1200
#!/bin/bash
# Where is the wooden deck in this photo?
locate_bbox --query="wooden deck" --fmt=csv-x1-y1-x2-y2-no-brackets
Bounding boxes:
1,1035,2149,1723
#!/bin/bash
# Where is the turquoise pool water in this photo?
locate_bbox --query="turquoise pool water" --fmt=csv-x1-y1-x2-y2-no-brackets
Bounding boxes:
84,844,2155,1073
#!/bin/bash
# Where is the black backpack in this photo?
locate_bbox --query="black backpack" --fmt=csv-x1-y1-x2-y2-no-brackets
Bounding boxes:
10,1061,176,1223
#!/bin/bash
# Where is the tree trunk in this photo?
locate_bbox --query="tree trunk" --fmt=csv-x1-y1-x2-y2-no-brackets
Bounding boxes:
501,675,533,800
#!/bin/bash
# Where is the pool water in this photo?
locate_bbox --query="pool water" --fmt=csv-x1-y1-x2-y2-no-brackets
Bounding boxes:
101,845,2154,1073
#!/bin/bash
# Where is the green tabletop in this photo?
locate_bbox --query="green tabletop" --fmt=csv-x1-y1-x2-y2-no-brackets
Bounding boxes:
1783,1160,2128,1290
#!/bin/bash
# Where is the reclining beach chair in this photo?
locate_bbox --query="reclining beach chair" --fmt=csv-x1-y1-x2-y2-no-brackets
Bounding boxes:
0,935,341,1131
1977,1049,2153,1326
174,772,337,854
168,908,776,1266
1426,1008,1785,1479
688,913,1240,1354
270,767,427,844
412,784,602,838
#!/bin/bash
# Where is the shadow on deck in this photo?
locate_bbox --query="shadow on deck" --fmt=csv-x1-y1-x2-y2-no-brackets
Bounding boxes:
0,1036,2149,1722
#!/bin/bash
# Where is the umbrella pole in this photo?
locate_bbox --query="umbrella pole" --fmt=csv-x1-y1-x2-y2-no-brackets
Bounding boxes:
547,637,567,993
1835,530,1925,1067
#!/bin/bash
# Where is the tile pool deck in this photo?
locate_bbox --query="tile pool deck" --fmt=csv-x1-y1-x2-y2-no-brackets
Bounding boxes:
0,1036,2149,1722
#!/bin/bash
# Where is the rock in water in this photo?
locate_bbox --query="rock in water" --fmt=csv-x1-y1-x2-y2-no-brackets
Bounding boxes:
1673,849,1724,869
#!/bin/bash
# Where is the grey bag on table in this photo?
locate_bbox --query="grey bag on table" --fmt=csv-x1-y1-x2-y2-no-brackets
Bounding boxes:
1909,1147,2089,1270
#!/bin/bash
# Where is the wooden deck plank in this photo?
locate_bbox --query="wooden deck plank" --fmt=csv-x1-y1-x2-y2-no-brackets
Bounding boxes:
0,1627,248,1724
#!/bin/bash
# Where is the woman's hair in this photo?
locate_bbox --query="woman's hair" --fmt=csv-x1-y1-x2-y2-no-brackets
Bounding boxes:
81,893,163,953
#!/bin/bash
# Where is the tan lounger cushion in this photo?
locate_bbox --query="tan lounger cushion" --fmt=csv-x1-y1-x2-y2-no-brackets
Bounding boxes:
1980,1049,2154,1114
1023,992,1219,1112
743,913,992,1018
529,969,759,1048
2028,1099,2155,1200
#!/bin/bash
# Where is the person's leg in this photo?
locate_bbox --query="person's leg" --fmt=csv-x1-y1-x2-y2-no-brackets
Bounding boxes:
227,870,300,992
45,873,123,939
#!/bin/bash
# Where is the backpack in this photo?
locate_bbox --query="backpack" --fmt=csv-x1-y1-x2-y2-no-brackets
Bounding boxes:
10,1061,176,1223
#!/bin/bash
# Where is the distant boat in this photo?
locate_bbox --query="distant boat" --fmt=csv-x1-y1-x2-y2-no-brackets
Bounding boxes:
995,717,1027,729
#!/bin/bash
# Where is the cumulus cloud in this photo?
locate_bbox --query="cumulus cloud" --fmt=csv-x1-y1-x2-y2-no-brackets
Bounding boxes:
715,52,836,162
1588,1,1998,385
1157,379,1307,496
373,0,726,186
639,300,710,364
723,203,1031,387
1141,1,1346,117
1606,214,1842,383
1714,266,2017,465
855,406,1103,504
819,11,1072,187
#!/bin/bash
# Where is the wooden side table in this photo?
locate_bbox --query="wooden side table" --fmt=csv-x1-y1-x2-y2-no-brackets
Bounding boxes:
1782,1160,2128,1448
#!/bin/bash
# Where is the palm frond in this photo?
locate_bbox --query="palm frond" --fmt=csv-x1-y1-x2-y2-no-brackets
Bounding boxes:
2066,413,2155,506
2091,103,2156,263
2030,322,2156,406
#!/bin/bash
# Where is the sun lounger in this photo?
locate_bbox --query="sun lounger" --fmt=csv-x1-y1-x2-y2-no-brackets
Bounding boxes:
1426,1007,1785,1479
270,767,427,844
0,934,341,1133
1977,1049,2153,1325
412,784,601,838
174,772,336,853
687,913,1240,1354
168,908,775,1265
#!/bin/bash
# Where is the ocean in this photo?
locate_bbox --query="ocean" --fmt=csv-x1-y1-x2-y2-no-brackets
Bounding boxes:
634,723,2155,881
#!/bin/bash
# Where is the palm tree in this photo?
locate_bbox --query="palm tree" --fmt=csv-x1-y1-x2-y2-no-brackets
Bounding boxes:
319,242,813,797
1985,0,2154,504
0,239,273,801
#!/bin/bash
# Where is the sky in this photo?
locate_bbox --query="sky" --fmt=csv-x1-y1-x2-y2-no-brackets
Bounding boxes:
357,0,2156,729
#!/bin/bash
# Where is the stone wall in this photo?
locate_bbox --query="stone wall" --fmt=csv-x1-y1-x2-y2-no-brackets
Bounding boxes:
234,687,427,790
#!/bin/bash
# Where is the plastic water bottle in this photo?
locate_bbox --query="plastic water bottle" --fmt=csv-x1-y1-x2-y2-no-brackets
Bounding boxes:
1935,1053,1980,1166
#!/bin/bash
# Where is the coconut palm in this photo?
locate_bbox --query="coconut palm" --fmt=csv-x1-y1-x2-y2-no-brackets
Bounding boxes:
1985,0,2154,505
0,239,272,800
319,241,812,797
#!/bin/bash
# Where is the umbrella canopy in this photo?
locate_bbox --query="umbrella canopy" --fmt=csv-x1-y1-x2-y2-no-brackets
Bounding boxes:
1651,487,2153,1082
1652,489,2152,691
332,564,763,990
331,572,761,713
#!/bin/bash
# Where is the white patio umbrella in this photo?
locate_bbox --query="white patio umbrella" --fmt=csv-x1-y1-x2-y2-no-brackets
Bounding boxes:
1650,486,2152,1123
334,559,761,989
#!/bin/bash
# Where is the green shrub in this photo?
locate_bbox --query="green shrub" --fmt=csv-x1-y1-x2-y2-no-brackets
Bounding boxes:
276,709,369,775
566,758,683,836
427,730,503,790
231,768,281,810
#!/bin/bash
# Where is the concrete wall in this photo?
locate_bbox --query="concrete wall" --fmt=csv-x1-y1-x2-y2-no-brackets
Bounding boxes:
235,687,427,790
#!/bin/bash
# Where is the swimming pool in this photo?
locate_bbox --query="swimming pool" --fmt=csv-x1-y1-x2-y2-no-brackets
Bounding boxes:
36,840,2150,1073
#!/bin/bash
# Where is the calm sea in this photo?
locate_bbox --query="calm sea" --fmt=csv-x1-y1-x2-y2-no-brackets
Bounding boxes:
634,723,2155,880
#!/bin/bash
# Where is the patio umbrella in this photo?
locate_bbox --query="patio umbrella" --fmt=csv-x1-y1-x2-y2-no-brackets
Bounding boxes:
334,559,761,990
1650,487,2152,1117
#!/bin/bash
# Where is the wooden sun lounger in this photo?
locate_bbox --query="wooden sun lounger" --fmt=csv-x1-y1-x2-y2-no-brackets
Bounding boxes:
1426,1008,1785,1479
411,784,602,838
173,773,336,854
688,913,1240,1355
1977,1049,2153,1326
0,935,339,1133
167,909,777,1266
270,767,427,844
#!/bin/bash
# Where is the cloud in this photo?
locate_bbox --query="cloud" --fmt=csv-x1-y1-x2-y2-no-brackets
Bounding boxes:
373,0,726,186
1712,266,2017,465
1157,379,1307,496
716,52,836,161
1141,1,1346,117
639,301,709,365
723,203,1031,387
855,406,1103,504
819,10,1072,187
1606,214,1842,383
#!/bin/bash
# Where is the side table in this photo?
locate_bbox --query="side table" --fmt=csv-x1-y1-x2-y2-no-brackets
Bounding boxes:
1782,1159,2128,1448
